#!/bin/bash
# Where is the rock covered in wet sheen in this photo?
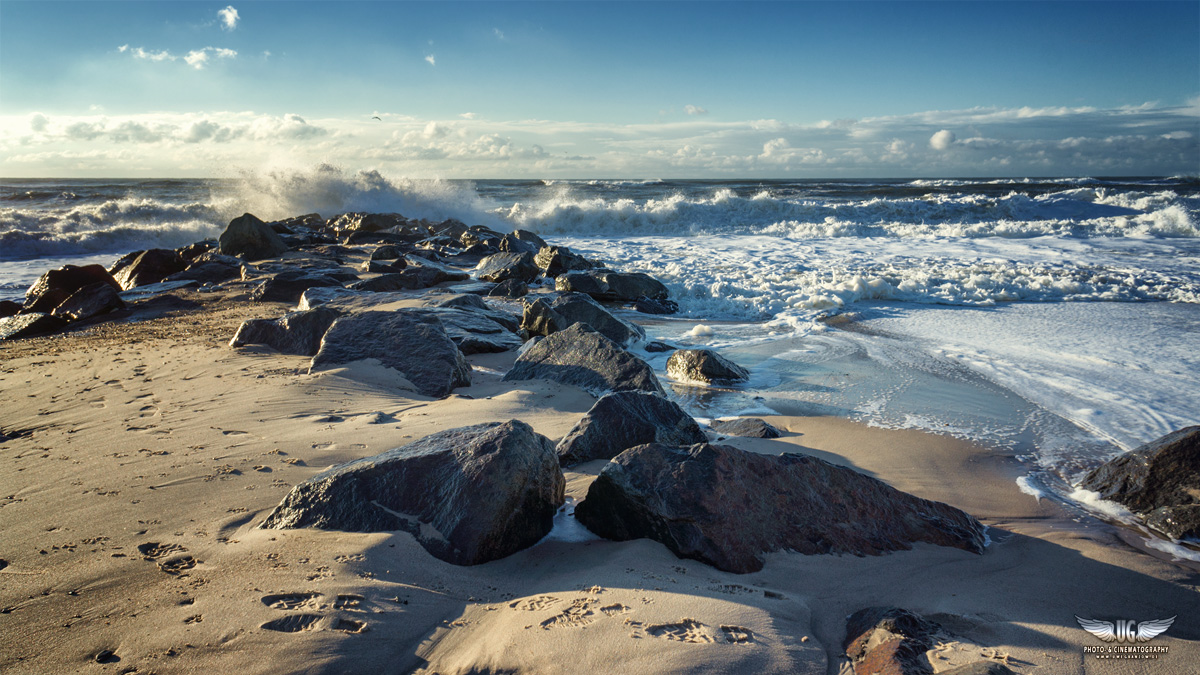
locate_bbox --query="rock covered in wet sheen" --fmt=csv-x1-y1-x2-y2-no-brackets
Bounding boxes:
667,348,750,384
556,391,708,465
521,292,645,346
502,323,663,396
23,264,122,314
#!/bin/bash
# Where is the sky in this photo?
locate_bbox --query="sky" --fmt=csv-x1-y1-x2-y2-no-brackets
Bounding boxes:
1,1,1197,178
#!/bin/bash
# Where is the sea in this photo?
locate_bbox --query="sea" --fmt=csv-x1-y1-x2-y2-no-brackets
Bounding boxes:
3,168,1199,539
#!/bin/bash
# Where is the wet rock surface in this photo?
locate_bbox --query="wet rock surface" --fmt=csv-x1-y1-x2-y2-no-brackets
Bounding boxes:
520,292,645,346
667,348,750,385
503,323,663,396
709,418,782,439
556,391,708,465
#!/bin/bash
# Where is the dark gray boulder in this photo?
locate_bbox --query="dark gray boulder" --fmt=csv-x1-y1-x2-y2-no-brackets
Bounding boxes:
328,212,408,234
1080,426,1200,539
513,229,547,249
634,297,679,315
709,418,782,439
0,313,67,340
250,271,344,303
502,323,663,396
310,310,471,397
488,279,528,298
667,348,750,384
844,607,942,675
0,300,21,318
556,391,707,465
110,248,187,290
23,264,122,314
370,245,403,261
534,246,594,278
50,282,126,321
362,259,407,274
556,270,669,301
219,213,290,260
260,421,564,565
575,443,987,573
177,241,215,261
475,252,540,283
498,233,539,255
230,307,342,356
424,294,520,333
413,307,522,354
644,341,676,353
521,293,645,346
349,267,462,292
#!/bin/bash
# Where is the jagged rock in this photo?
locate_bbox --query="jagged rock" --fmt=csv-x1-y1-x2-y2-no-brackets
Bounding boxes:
0,300,23,318
709,418,782,439
1080,426,1200,539
413,307,522,354
644,341,676,353
424,294,519,332
667,348,750,384
51,282,126,321
362,260,407,274
230,307,342,356
328,212,407,234
349,268,459,292
310,310,471,398
23,264,122,314
502,323,663,396
556,391,707,465
475,252,540,284
218,213,290,260
513,229,547,249
260,420,564,565
370,245,403,261
109,249,188,290
575,443,986,573
0,313,67,340
405,256,472,279
488,279,528,298
498,233,539,255
432,218,470,239
461,228,503,249
634,297,679,315
556,270,669,301
844,607,941,675
164,259,241,285
521,293,644,346
535,246,594,278
343,230,425,245
176,241,215,261
250,271,344,303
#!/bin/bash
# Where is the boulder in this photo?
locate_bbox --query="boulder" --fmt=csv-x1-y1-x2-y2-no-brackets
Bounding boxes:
433,218,470,239
250,271,344,304
110,248,187,290
556,391,708,465
0,300,23,318
556,270,669,301
461,228,504,249
667,348,750,384
554,271,608,298
218,213,290,260
535,246,594,278
521,293,644,346
176,241,215,261
498,233,539,255
488,279,528,298
709,418,782,439
0,313,67,340
260,420,565,566
502,323,663,396
513,229,547,250
328,212,407,234
475,252,540,284
574,443,986,573
230,307,342,356
370,245,404,261
634,297,679,315
349,268,459,292
413,308,522,355
362,260,407,274
164,259,241,285
844,607,942,675
644,341,676,353
424,294,519,332
23,264,122,314
310,310,471,398
1080,426,1200,539
50,282,126,321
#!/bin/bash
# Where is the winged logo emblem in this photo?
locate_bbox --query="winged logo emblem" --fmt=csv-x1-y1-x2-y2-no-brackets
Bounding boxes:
1076,615,1175,643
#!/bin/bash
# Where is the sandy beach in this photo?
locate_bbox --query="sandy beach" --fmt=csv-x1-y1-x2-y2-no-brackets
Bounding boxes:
2,278,1197,675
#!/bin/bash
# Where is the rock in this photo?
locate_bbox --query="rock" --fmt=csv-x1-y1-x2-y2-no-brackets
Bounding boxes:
488,279,528,298
177,241,215,261
0,300,22,318
521,293,645,346
513,229,547,249
938,664,1016,675
413,307,522,354
362,260,407,274
634,297,679,315
311,310,471,398
370,245,403,261
404,255,472,279
424,294,520,332
230,307,342,356
644,341,676,353
118,280,199,302
218,213,290,260
250,271,344,304
328,212,408,234
461,228,503,249
667,349,750,384
844,607,942,675
474,252,540,283
574,443,986,573
164,259,241,285
709,418,782,439
50,282,126,321
1080,426,1200,539
349,267,460,292
502,323,663,396
23,264,122,314
498,233,539,255
110,248,187,290
557,391,707,465
0,313,68,340
556,270,669,301
535,246,594,278
260,420,564,566
433,218,470,239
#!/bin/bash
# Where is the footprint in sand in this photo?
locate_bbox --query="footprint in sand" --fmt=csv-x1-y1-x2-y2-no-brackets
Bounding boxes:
334,618,367,633
719,625,756,644
707,583,756,596
184,614,203,624
539,598,597,630
137,542,187,559
89,398,106,409
261,614,323,633
221,430,249,437
261,593,322,611
646,619,717,644
158,556,198,576
600,603,631,617
510,596,561,612
334,594,364,611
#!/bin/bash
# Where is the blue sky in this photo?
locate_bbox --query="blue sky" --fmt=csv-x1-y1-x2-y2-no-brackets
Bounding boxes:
1,1,1197,177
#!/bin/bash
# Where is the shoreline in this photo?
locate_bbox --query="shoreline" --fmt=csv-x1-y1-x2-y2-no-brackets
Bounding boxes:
2,281,1198,673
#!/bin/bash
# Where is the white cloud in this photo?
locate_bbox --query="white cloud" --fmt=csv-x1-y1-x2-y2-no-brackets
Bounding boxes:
494,28,505,40
460,112,478,120
185,47,238,70
124,45,174,62
218,6,240,31
930,129,957,150
685,105,709,116
29,113,48,133
425,54,436,66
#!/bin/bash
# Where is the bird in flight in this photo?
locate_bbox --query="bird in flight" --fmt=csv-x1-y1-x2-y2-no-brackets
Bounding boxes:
372,116,382,121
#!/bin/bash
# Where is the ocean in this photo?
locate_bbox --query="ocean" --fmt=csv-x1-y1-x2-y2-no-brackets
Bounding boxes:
3,169,1199,520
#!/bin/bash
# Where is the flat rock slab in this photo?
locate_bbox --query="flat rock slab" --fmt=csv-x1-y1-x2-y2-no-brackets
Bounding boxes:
230,307,343,356
310,310,471,398
260,420,565,566
667,348,750,385
709,417,782,438
502,323,663,397
556,391,708,465
412,307,522,354
575,442,987,573
1080,425,1200,539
